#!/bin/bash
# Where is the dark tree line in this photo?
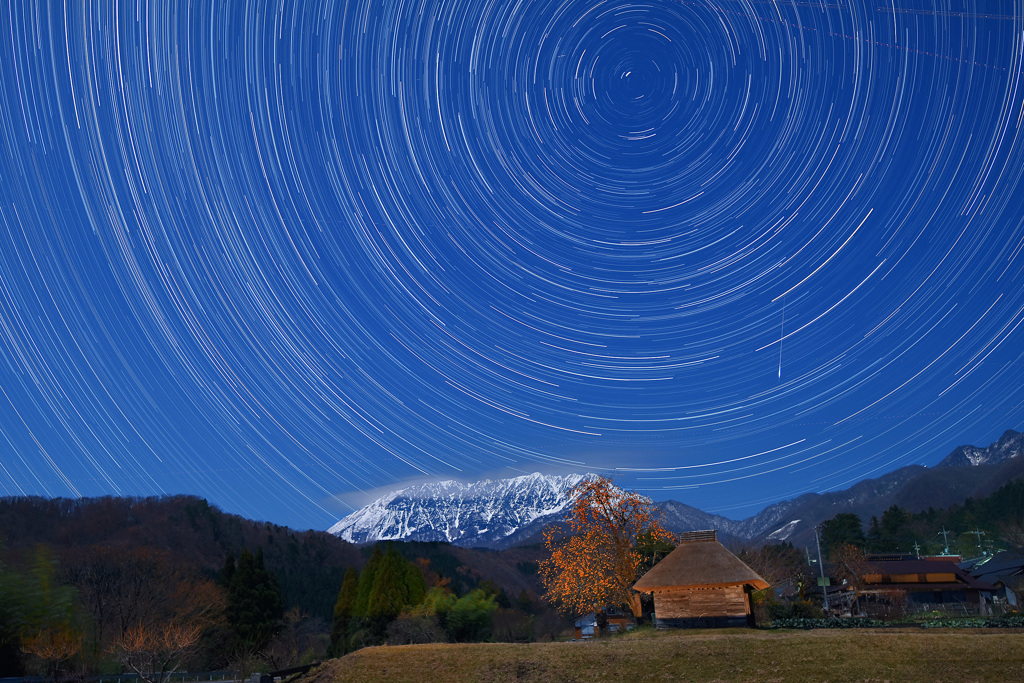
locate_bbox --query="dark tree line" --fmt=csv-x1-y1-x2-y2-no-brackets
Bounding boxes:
819,477,1024,558
1,529,335,681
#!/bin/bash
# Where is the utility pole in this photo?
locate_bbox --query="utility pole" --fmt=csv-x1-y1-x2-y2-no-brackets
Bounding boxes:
814,525,829,613
938,527,951,555
969,528,986,556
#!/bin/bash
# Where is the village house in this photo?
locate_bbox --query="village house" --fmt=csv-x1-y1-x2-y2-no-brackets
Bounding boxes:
965,549,1024,608
632,530,769,628
858,556,996,615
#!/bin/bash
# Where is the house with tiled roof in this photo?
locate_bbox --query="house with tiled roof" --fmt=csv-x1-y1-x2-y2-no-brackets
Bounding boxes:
859,556,996,615
964,549,1024,608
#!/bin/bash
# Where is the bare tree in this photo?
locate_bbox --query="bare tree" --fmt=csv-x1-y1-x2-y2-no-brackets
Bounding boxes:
733,542,804,594
115,620,202,683
998,520,1024,549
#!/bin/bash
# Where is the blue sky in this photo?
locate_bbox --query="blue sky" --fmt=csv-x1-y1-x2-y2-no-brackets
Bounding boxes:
1,1,1022,530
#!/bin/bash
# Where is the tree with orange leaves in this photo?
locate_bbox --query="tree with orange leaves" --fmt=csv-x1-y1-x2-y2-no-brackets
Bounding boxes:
540,477,674,618
19,624,82,681
112,577,225,683
115,620,202,683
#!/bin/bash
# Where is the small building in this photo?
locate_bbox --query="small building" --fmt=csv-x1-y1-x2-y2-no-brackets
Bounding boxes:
572,609,633,639
632,530,769,628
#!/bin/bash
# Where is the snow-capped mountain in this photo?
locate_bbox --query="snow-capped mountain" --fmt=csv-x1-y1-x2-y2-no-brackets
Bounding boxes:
328,428,1023,551
328,472,594,548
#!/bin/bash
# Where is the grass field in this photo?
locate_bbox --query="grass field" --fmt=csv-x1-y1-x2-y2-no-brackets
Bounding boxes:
301,627,1024,682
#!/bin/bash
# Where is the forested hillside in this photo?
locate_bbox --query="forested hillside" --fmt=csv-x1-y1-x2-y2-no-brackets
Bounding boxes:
0,495,363,622
864,477,1024,555
0,495,553,679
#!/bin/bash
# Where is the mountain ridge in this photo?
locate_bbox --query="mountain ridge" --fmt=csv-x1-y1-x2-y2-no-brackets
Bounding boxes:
937,428,1022,467
328,429,1024,549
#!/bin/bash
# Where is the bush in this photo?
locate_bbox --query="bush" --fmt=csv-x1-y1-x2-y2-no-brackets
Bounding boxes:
766,598,821,622
446,590,497,642
492,609,533,643
347,628,374,652
920,614,1024,628
791,599,821,619
766,602,790,621
386,614,447,645
770,618,889,629
771,612,1024,630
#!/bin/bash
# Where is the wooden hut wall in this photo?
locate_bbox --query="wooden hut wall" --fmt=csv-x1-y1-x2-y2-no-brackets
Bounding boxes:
653,585,751,628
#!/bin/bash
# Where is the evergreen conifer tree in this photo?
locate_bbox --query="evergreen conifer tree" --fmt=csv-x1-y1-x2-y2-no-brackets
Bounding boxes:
366,547,426,620
350,545,428,643
402,555,426,607
330,567,358,656
516,589,533,615
225,548,284,652
821,513,867,556
366,550,406,620
220,551,235,587
353,545,383,618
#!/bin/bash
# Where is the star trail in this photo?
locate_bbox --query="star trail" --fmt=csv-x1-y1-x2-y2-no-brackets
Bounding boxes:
1,1,1023,530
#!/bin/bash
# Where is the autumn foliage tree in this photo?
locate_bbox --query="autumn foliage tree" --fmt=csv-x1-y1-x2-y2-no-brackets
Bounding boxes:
19,625,82,681
540,477,674,618
112,573,225,683
115,620,202,683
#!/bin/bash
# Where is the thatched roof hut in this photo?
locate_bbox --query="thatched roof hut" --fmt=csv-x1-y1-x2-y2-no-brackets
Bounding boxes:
633,530,768,628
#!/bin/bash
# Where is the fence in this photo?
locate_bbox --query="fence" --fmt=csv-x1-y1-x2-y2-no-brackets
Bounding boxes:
0,671,240,683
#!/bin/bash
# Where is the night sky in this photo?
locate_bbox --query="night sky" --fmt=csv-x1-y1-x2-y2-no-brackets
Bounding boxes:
1,1,1023,531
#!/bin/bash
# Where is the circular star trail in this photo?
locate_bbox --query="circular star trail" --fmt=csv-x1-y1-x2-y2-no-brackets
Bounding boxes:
1,1,1023,528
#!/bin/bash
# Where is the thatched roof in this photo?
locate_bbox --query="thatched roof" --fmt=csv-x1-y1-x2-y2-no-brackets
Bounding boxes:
633,531,769,592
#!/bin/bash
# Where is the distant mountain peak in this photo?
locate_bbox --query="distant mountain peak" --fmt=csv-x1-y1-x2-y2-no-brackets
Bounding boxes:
937,429,1022,468
327,472,596,548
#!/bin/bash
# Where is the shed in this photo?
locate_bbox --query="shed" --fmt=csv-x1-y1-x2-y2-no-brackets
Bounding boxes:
572,609,633,639
632,530,769,628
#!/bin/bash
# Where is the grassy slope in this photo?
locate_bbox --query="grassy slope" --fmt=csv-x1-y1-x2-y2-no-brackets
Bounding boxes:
303,627,1024,682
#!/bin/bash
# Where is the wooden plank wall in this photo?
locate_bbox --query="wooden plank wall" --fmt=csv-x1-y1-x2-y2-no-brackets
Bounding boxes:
654,585,749,619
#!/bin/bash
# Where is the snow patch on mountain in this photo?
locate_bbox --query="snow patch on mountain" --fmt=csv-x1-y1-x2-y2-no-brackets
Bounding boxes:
766,520,801,542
